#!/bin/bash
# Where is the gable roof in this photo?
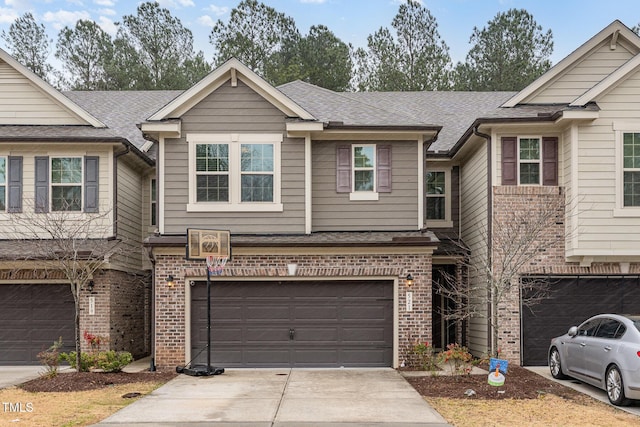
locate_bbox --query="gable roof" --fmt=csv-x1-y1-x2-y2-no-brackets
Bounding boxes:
0,48,106,127
147,58,314,121
570,53,640,106
502,20,640,107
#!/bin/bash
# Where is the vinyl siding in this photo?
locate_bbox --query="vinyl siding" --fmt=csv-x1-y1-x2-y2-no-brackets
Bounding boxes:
114,158,145,271
0,60,85,125
567,68,640,257
525,40,637,104
0,144,113,239
459,139,489,356
311,140,419,231
162,80,305,234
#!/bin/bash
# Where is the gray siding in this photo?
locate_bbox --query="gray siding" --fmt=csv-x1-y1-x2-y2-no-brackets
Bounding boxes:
312,140,419,231
115,158,145,271
163,80,305,234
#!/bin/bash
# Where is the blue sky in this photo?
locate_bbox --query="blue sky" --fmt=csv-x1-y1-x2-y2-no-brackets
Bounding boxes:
1,0,640,66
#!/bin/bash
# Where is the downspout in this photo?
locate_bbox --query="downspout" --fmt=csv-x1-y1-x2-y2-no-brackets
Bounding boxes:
472,124,494,355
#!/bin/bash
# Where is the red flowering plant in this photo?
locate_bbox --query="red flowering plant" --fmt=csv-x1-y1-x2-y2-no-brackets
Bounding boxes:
83,331,105,353
409,340,438,371
437,343,473,376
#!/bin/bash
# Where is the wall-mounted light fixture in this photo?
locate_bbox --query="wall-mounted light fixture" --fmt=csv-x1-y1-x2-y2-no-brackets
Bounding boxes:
167,275,175,288
406,274,414,287
88,280,95,293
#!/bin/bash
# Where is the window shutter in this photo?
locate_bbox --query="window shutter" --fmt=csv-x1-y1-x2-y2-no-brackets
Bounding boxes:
377,145,392,192
501,137,517,185
336,145,351,193
84,156,99,213
7,156,22,213
34,156,49,213
542,137,558,186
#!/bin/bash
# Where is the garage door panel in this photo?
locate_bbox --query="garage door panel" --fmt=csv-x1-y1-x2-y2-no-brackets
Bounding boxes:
0,284,74,365
191,280,393,367
522,277,640,366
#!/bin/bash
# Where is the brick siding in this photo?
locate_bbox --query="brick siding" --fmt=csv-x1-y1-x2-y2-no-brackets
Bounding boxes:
153,252,433,369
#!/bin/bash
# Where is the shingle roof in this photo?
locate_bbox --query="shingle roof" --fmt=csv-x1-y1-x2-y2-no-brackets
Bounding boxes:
64,90,183,160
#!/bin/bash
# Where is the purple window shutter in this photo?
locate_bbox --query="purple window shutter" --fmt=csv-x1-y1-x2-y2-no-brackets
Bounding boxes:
501,137,517,185
377,145,392,192
336,145,351,193
542,137,558,186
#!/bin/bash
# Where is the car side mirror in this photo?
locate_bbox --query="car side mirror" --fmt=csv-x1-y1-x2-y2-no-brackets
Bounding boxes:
568,326,578,337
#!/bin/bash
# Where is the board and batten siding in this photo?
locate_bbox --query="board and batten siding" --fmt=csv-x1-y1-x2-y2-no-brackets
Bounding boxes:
162,80,306,235
311,140,419,232
0,60,85,125
525,40,637,105
459,139,489,356
567,68,640,257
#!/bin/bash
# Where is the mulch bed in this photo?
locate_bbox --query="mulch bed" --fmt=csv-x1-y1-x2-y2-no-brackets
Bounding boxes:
19,371,178,392
405,365,584,400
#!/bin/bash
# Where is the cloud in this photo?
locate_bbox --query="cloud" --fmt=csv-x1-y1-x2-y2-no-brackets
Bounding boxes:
98,8,116,16
300,0,327,3
206,4,229,16
197,14,215,27
0,7,19,24
93,0,115,6
157,0,195,8
42,9,91,30
96,15,117,36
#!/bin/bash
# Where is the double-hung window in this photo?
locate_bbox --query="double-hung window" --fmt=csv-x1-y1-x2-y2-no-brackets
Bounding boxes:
501,136,558,186
51,157,82,211
426,171,445,220
187,133,282,212
623,132,640,207
336,143,392,201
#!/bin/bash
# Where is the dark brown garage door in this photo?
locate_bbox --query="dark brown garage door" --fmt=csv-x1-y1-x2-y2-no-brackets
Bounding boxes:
0,284,75,365
191,280,394,368
522,276,640,366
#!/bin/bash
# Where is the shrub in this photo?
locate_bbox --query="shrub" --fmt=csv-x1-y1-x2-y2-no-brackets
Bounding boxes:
37,337,64,378
437,343,473,376
60,351,95,372
95,351,133,373
409,341,438,371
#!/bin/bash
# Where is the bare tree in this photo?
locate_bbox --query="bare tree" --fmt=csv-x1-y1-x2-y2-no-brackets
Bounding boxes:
435,191,569,357
5,200,123,371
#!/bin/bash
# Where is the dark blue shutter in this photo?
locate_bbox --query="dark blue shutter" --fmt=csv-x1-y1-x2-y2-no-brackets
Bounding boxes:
34,156,49,213
84,156,99,213
336,145,351,193
377,145,392,193
7,156,22,212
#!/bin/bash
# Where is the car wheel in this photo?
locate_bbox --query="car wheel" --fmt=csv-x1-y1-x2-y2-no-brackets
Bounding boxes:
606,365,630,406
549,347,567,380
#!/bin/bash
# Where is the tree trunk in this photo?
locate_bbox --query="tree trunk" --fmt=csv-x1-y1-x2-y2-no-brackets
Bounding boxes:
72,282,83,371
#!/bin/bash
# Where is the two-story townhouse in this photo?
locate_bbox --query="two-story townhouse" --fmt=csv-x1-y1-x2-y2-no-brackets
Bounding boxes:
449,20,640,366
0,49,164,364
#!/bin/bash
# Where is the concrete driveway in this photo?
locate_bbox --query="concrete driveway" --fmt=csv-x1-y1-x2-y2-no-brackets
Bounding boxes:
527,366,640,416
95,368,451,426
0,366,44,389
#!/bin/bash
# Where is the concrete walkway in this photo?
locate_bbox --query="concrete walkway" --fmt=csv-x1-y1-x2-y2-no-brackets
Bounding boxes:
95,368,452,426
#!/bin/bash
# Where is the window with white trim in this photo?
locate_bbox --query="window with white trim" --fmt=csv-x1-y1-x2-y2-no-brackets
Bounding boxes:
518,137,541,185
0,157,6,211
426,171,445,220
51,157,82,211
353,144,375,192
623,132,640,207
187,133,282,212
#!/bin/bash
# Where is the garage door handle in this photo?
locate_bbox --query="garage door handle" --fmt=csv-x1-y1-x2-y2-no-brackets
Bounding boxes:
604,346,612,352
289,329,295,340
580,342,586,347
